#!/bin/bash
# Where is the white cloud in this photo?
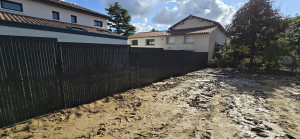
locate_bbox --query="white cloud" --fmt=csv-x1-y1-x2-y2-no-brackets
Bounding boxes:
103,0,161,18
132,22,154,33
173,6,178,11
233,2,245,10
152,0,236,26
155,24,169,29
144,18,148,23
102,0,190,18
103,0,236,31
204,9,211,14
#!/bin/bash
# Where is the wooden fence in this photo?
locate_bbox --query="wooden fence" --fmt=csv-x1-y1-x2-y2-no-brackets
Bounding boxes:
0,35,208,128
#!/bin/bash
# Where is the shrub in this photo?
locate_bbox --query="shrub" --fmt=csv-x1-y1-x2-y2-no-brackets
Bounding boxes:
212,44,235,68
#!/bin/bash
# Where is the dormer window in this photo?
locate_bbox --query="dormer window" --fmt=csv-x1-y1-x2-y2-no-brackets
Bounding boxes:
211,22,214,25
180,21,183,25
94,20,102,27
71,15,77,23
52,11,59,20
199,19,203,22
70,27,86,32
97,28,112,34
1,0,23,12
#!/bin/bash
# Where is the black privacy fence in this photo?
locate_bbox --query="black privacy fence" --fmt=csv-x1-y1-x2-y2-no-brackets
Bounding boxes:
0,35,208,128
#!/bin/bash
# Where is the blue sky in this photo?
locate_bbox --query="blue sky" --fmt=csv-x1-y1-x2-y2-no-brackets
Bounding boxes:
64,0,299,32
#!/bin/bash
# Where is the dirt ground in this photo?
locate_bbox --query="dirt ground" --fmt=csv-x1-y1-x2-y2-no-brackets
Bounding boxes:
0,68,299,139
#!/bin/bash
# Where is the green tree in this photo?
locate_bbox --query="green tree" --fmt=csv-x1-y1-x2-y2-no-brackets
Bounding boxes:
105,2,136,37
151,28,158,32
287,16,300,71
261,37,289,70
227,0,286,69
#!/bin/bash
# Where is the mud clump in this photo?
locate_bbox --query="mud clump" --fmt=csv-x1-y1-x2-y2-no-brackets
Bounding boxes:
290,94,300,101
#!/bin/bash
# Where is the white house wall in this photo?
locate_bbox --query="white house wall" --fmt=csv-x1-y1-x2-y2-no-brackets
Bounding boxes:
162,34,210,52
208,28,229,61
0,25,127,45
128,34,210,52
208,29,217,61
173,18,212,30
0,0,107,29
129,37,161,48
215,28,228,45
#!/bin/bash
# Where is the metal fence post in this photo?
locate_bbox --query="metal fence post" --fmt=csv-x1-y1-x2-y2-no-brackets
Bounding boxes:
56,42,65,109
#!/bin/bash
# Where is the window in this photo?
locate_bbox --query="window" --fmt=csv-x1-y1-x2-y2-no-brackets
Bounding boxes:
166,37,175,44
132,40,138,46
1,0,23,12
184,36,194,44
94,20,102,27
97,28,111,34
52,11,59,20
146,39,155,45
71,15,77,23
70,27,86,32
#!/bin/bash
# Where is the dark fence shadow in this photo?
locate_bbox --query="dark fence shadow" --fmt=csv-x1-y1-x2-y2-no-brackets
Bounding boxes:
0,35,208,128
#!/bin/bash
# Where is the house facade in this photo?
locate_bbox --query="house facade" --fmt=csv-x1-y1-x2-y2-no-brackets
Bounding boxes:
128,15,230,61
0,0,127,44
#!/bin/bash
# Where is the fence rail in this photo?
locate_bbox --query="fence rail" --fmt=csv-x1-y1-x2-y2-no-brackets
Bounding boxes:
0,35,208,128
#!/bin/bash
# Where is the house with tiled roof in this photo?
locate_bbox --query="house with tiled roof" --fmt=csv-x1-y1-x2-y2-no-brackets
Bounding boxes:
0,0,127,44
128,15,230,61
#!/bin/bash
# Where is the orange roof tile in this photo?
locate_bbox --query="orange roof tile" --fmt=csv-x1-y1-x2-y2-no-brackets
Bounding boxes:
0,11,123,38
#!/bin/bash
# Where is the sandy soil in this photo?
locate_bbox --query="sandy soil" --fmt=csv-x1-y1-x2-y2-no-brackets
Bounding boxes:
0,69,299,139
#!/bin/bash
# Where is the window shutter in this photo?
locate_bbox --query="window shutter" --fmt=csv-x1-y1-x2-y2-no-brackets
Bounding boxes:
166,37,175,44
184,36,194,44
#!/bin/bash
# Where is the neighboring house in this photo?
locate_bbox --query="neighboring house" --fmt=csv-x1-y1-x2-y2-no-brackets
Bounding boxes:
0,0,126,44
128,15,230,61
